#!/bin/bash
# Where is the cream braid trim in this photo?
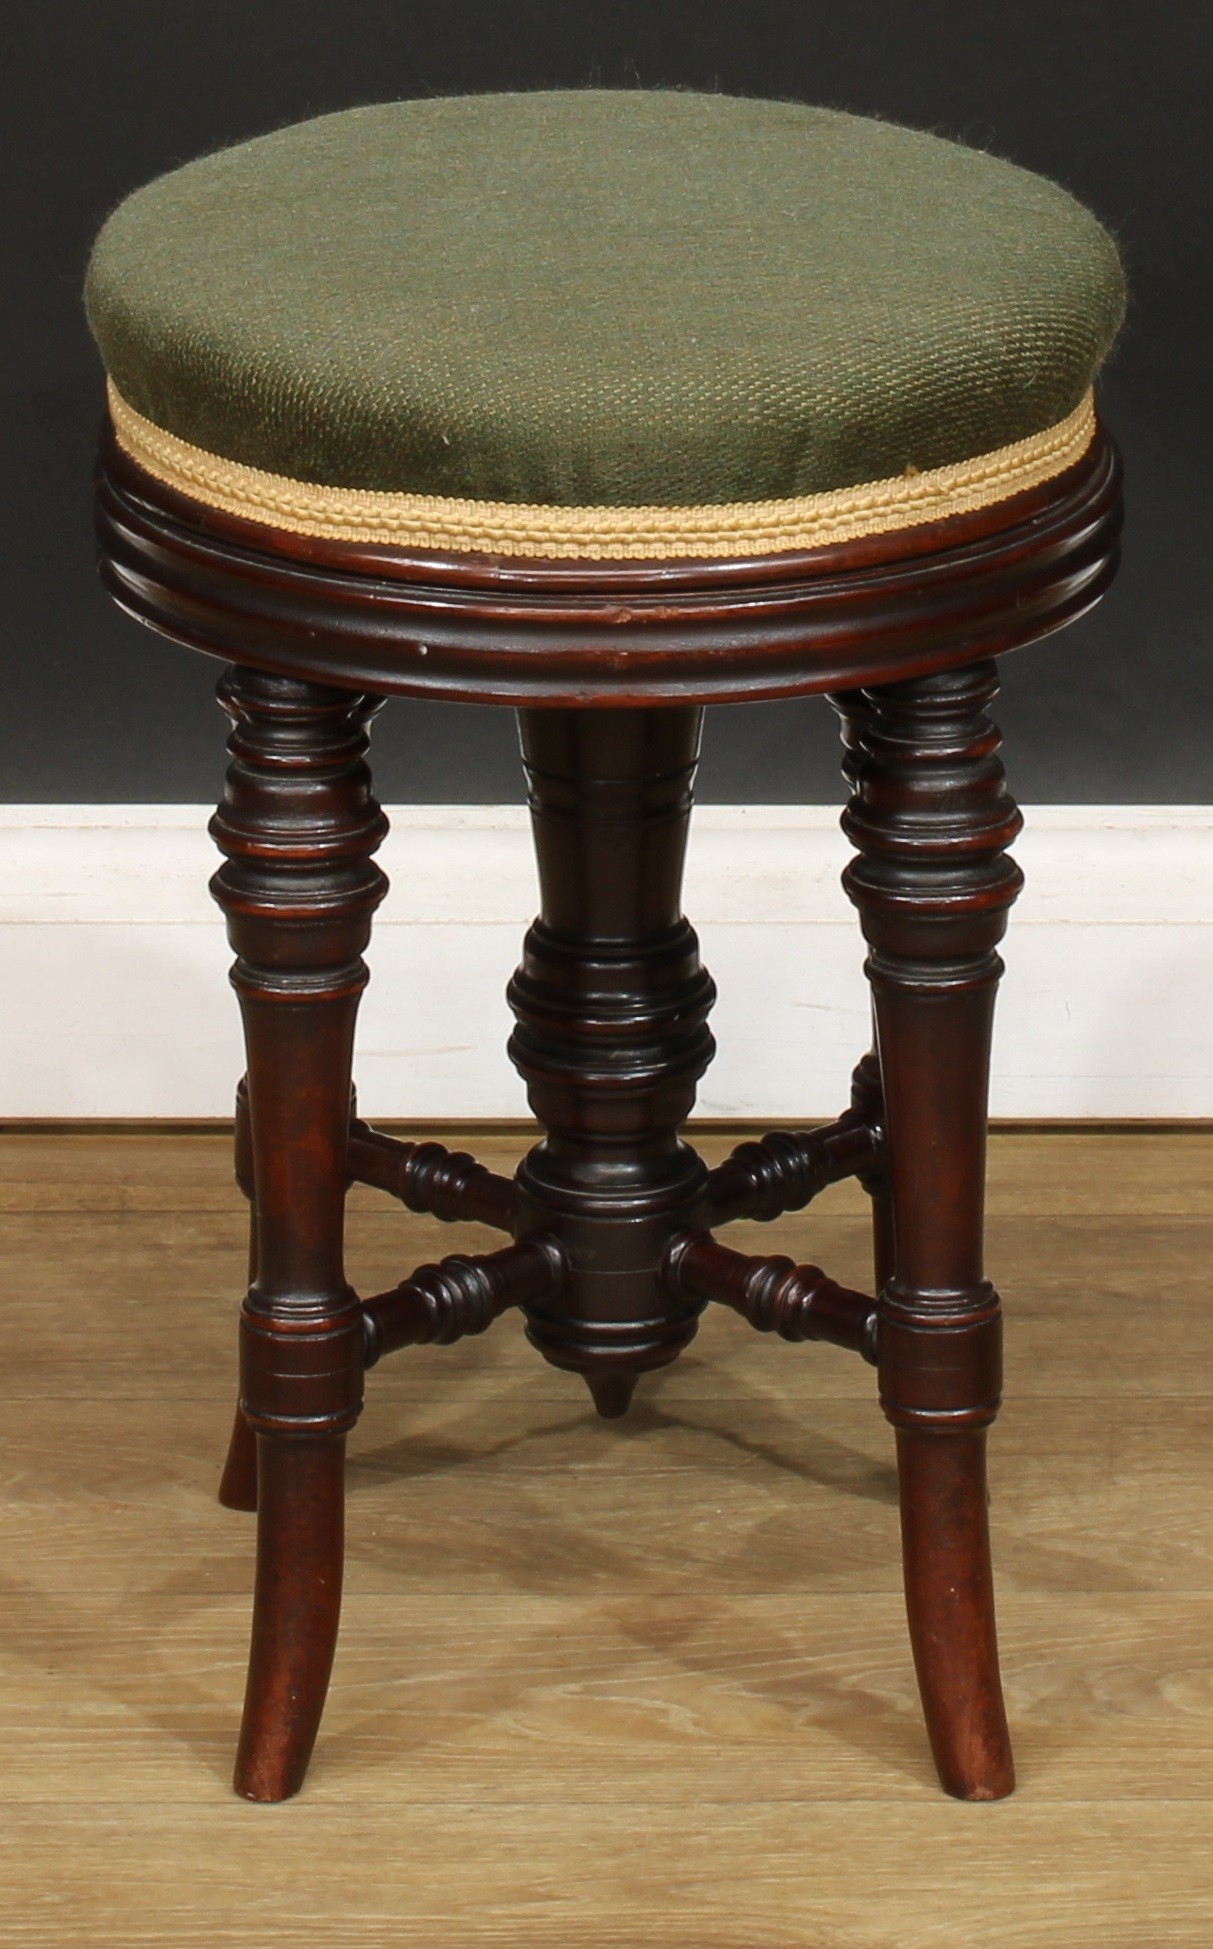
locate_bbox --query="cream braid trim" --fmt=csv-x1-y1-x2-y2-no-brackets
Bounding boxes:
109,381,1096,562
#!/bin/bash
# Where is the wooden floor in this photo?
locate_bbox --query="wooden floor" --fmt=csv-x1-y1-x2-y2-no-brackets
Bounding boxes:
1,1128,1212,1946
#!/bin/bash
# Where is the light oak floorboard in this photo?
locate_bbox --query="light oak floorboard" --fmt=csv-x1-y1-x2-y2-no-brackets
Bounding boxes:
0,1129,1211,1945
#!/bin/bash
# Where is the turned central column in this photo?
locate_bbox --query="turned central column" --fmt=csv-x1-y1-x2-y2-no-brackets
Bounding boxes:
507,708,717,1415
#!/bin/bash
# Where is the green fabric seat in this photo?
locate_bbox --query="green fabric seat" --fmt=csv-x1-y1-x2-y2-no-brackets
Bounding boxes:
86,90,1124,550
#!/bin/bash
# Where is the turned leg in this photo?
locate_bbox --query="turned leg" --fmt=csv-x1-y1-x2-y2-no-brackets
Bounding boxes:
210,666,388,1801
218,1075,258,1512
508,708,717,1414
835,662,1022,1801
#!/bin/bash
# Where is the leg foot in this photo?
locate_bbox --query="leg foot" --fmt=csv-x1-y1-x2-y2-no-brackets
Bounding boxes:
897,1429,1014,1800
218,1407,258,1512
234,1435,346,1802
585,1371,637,1419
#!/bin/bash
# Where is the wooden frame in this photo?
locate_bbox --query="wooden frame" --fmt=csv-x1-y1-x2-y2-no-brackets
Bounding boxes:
97,420,1119,705
94,415,1122,1804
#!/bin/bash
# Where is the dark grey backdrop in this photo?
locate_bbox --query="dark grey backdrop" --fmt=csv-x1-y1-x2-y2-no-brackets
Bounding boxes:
6,2,1210,802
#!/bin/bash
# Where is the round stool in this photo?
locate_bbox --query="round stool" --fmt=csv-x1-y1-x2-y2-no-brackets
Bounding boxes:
87,90,1125,1803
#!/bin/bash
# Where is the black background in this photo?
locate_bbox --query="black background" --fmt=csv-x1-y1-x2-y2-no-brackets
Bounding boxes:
5,2,1210,803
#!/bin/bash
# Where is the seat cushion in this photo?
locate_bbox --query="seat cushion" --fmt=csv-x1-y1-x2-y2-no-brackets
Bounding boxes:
87,90,1125,559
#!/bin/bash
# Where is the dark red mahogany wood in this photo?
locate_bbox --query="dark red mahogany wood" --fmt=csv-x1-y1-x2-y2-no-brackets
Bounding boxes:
706,1100,885,1227
663,1231,878,1360
833,663,1021,1800
508,708,717,1396
96,420,1120,705
346,1123,515,1231
209,667,388,1801
93,411,1123,1805
361,1237,563,1366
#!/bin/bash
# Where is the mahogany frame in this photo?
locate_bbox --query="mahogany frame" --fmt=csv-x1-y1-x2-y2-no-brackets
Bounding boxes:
97,420,1119,705
95,415,1122,1805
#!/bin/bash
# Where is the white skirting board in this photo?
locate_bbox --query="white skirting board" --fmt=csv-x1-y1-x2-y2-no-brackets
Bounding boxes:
0,805,1209,1120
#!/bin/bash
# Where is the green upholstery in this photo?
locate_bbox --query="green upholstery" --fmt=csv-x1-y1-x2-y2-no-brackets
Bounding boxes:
86,90,1124,510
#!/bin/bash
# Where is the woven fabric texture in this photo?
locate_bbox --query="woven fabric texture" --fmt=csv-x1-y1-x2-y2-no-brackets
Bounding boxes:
86,90,1125,510
107,379,1097,560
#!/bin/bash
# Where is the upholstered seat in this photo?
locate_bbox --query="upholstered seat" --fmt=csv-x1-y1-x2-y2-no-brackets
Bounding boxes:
86,90,1124,559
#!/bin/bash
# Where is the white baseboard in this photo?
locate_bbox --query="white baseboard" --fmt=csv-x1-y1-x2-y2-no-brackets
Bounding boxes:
0,805,1209,1119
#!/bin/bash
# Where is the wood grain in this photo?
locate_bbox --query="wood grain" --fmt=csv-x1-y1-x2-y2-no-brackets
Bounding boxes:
0,1130,1211,1940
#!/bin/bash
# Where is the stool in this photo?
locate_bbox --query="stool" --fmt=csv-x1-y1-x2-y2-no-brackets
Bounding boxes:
86,90,1125,1802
